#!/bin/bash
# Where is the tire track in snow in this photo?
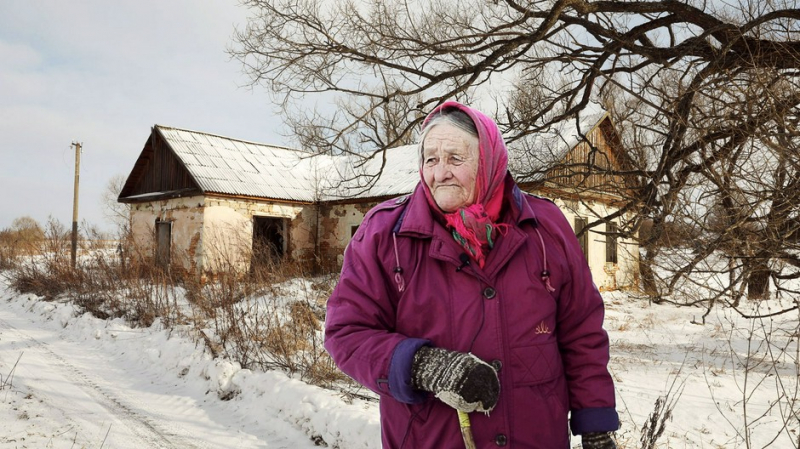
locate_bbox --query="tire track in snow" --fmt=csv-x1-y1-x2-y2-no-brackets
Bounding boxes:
0,313,209,449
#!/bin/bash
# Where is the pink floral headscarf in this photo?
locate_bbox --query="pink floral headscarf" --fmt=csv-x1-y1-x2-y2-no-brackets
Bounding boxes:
419,101,509,268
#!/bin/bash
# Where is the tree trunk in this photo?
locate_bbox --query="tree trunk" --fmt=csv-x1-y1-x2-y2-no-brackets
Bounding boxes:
747,261,771,300
640,246,661,300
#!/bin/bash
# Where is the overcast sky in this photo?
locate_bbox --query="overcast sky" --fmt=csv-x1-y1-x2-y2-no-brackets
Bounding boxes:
0,1,289,233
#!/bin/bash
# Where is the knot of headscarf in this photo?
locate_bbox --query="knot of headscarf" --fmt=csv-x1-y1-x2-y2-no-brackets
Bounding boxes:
420,101,509,268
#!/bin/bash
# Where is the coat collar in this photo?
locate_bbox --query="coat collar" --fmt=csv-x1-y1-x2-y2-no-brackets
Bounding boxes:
397,175,539,235
397,175,540,280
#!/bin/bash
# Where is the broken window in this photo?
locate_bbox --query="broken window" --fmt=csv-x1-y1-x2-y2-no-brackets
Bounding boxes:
252,216,286,268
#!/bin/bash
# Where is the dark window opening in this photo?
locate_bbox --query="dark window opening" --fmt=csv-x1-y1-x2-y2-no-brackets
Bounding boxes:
350,225,360,238
252,216,286,269
155,220,171,269
574,217,589,260
606,222,618,264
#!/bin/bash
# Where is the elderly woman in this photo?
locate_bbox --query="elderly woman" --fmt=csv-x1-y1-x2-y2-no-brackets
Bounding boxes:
325,101,618,448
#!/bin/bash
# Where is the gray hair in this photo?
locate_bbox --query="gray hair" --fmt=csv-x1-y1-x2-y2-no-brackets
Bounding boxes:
418,108,479,165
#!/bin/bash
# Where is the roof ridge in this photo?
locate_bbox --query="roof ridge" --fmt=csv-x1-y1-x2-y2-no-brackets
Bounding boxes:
154,124,308,154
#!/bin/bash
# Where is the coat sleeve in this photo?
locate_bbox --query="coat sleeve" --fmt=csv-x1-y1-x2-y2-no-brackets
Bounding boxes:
542,202,619,435
324,211,429,404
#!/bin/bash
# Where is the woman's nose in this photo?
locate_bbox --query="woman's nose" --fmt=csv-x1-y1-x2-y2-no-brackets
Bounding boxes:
434,163,451,181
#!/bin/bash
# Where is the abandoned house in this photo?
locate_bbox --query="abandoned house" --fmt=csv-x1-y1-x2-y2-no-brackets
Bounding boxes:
118,104,639,290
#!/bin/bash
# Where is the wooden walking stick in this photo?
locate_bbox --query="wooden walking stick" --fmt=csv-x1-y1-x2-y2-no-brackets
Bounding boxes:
457,410,477,449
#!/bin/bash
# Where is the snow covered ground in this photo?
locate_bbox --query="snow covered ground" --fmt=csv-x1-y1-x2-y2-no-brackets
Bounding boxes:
0,276,797,448
0,279,378,449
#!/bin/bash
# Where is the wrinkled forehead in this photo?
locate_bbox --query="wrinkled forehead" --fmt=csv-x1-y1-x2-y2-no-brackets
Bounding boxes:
423,124,478,152
419,123,480,165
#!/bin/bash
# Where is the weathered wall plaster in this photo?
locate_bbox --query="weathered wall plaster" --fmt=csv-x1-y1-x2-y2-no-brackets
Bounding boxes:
130,195,205,273
551,198,639,291
317,202,376,268
131,195,314,275
129,193,638,291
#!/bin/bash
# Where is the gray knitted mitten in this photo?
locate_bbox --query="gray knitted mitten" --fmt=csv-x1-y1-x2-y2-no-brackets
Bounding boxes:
411,346,499,412
581,432,617,449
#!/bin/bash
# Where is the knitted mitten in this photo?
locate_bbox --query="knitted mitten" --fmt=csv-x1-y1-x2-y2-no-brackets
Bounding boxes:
411,346,499,412
581,432,617,449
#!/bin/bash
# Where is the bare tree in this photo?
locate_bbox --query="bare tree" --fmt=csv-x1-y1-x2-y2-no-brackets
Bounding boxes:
102,174,131,234
231,0,800,311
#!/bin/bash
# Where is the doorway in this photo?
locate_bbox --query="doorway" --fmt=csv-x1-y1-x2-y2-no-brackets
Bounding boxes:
155,220,171,269
252,216,286,269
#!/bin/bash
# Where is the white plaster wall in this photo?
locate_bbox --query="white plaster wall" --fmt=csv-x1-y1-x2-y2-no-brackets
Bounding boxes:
129,195,205,272
201,203,252,272
553,198,639,291
334,204,369,243
201,197,308,272
130,196,312,274
128,193,638,288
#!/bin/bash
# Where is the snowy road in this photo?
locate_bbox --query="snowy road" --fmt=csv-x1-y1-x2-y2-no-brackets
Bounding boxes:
0,290,369,448
0,311,217,448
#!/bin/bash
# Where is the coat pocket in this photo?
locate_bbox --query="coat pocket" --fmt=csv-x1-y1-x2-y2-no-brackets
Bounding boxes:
508,341,564,386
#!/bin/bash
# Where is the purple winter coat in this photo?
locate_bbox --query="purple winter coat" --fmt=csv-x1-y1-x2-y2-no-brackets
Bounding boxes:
325,176,618,448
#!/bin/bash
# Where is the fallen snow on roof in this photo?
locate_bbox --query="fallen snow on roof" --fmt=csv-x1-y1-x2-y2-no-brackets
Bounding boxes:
158,126,319,202
508,104,608,182
155,105,607,202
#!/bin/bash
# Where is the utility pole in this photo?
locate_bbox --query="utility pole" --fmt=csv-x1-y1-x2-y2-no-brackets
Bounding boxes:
71,141,82,269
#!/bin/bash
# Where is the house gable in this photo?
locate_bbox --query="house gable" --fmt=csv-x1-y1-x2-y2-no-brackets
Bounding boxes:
119,127,201,203
543,118,627,198
515,113,633,204
119,125,320,204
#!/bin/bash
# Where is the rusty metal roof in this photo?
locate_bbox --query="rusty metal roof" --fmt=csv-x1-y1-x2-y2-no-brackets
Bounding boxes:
156,125,319,202
153,106,608,203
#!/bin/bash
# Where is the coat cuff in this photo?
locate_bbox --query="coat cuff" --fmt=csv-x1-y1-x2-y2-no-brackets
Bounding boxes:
570,407,620,435
388,338,431,404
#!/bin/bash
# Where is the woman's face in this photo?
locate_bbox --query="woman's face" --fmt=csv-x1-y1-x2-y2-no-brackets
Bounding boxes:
421,124,480,212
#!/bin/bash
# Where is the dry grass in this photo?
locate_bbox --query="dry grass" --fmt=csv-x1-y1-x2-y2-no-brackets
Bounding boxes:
185,257,349,389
